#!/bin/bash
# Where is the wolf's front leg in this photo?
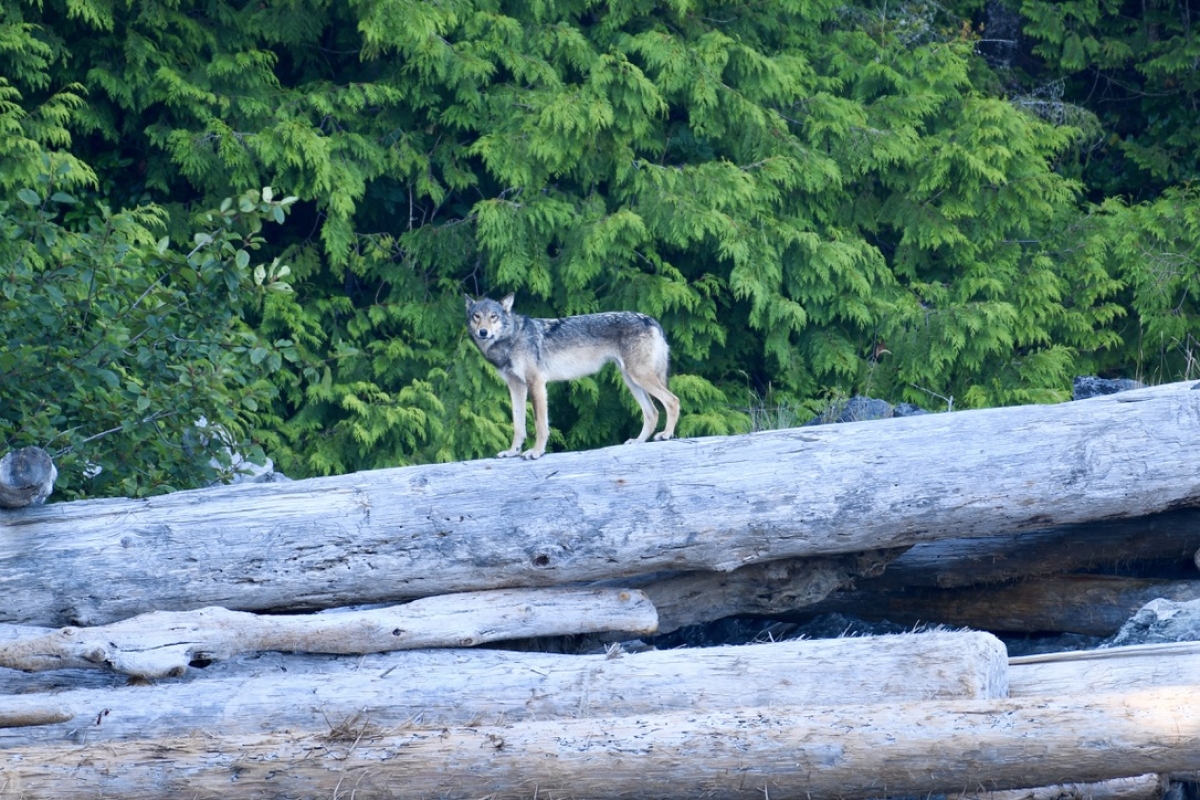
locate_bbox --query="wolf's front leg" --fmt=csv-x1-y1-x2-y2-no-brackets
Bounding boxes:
499,376,528,458
523,375,549,459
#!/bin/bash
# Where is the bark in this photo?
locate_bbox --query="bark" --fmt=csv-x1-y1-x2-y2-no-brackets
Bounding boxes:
3,382,1199,627
809,575,1200,635
0,631,1007,747
2,686,1197,800
869,508,1200,590
0,588,657,679
0,447,55,509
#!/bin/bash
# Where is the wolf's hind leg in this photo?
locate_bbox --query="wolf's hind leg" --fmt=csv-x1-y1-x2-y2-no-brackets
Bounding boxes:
625,366,679,442
649,379,680,441
620,371,660,444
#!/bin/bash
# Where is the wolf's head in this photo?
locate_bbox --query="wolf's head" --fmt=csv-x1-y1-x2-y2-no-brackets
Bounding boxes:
464,293,516,343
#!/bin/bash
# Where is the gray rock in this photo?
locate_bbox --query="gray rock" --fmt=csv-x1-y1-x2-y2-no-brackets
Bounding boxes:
806,396,897,425
1105,598,1200,647
1072,376,1144,401
892,403,929,418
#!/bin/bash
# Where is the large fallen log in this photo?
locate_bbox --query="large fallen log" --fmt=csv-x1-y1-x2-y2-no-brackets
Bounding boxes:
0,631,1007,747
0,588,657,678
807,575,1200,635
4,381,1200,627
3,685,1197,800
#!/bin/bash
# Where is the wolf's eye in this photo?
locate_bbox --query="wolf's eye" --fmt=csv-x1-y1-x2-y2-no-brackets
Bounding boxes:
489,314,498,322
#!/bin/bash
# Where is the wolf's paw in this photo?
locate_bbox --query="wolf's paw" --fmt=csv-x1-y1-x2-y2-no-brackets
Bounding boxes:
521,448,545,460
652,431,676,441
496,447,522,458
623,437,646,445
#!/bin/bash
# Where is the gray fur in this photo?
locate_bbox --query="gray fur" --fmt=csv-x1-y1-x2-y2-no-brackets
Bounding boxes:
465,293,681,459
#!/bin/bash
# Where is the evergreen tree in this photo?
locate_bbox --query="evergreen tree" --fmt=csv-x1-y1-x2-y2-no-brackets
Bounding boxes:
959,0,1200,380
5,0,1190,493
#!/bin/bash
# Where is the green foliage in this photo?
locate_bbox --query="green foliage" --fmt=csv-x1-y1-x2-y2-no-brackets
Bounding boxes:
1012,0,1200,195
1095,187,1200,382
1,170,298,498
2,0,1197,495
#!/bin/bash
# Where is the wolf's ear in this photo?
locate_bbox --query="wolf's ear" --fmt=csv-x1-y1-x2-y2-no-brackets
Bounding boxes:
500,293,515,313
463,293,475,310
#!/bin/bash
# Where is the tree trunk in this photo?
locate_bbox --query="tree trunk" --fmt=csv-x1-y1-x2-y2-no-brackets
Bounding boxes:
4,382,1200,628
0,447,56,509
809,575,1200,635
3,686,1197,800
0,631,1007,747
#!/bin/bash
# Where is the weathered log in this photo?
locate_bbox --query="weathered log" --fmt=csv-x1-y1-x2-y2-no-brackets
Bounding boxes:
1009,641,1200,697
808,575,1200,635
0,631,1007,747
4,381,1200,628
2,686,1197,799
950,775,1169,800
0,447,55,509
0,588,657,678
869,508,1200,590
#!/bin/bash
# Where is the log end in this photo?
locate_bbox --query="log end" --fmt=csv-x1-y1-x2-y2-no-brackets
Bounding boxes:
0,446,58,508
0,704,74,728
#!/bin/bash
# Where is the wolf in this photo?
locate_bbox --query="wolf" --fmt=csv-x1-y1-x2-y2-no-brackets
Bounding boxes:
464,293,681,460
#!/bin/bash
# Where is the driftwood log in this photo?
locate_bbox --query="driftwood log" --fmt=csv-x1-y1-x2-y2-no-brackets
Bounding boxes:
0,631,1008,747
3,381,1200,628
8,633,1195,746
0,588,657,678
0,447,55,509
1008,641,1200,696
2,686,1197,800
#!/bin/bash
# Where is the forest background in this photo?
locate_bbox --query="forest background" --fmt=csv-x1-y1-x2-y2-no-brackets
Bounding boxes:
2,0,1198,500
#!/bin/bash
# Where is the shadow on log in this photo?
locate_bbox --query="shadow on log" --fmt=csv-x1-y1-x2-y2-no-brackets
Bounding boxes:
867,509,1200,590
807,575,1200,636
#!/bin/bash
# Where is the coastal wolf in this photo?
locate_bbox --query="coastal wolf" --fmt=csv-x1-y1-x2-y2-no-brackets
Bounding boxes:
464,294,681,459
